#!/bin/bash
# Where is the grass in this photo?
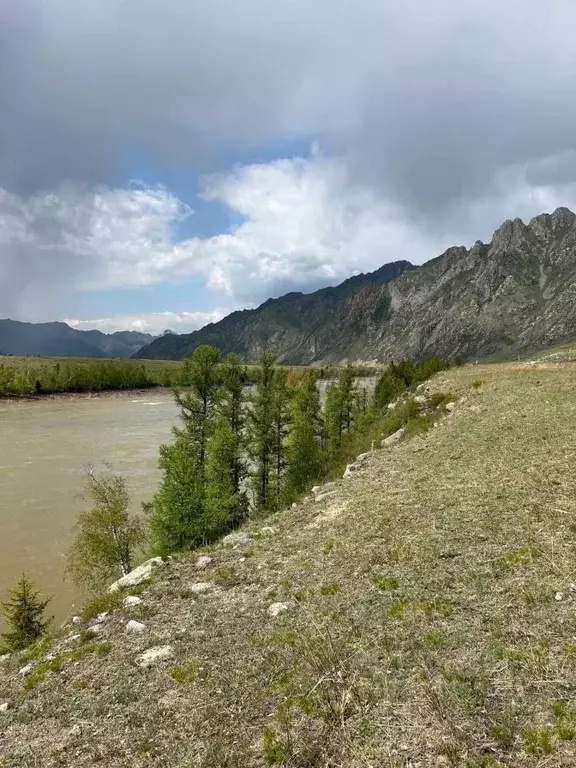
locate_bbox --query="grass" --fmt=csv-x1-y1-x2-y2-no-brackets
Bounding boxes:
4,360,576,765
80,590,123,621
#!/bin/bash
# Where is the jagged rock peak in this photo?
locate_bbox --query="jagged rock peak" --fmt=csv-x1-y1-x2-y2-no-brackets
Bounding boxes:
528,207,575,233
491,217,527,250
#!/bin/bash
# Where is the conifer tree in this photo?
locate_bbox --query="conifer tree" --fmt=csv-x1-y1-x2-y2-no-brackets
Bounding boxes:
205,420,249,531
269,367,291,510
324,383,344,456
148,345,223,554
67,468,145,590
219,353,247,495
248,352,277,512
338,366,356,434
285,370,323,498
1,574,51,651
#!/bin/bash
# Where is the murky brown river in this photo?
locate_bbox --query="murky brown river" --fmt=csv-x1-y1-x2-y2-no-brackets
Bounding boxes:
0,391,178,628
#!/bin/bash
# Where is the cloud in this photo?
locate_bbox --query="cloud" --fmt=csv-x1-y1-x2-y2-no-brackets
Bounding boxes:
65,310,230,335
4,150,576,328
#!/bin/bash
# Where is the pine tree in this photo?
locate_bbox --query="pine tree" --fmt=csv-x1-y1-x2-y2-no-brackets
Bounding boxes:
270,367,291,510
176,345,222,482
324,383,344,456
248,353,277,513
66,468,145,590
285,370,323,498
148,345,223,555
219,353,247,495
338,366,356,434
1,574,51,651
148,437,207,555
205,420,249,532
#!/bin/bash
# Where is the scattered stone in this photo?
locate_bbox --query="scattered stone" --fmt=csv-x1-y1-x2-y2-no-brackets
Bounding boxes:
135,645,174,668
259,526,277,536
0,653,11,664
189,582,214,594
343,462,360,478
126,620,147,634
311,485,323,495
356,452,370,463
19,664,32,677
416,383,426,392
95,611,109,623
71,616,81,625
88,623,104,636
67,634,81,645
123,595,143,608
0,702,9,713
268,602,291,618
571,583,576,593
382,427,406,447
555,592,564,602
291,502,298,508
195,555,213,570
109,557,165,593
445,402,456,412
222,532,253,548
387,401,397,410
68,724,82,738
312,482,336,497
414,395,427,404
315,491,338,503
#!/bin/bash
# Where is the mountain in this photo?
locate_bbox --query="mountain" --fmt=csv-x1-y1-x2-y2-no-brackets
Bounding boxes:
135,207,576,363
134,260,414,362
0,320,154,358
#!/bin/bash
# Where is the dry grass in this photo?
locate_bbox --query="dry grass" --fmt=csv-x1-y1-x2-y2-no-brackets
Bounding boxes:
2,361,576,766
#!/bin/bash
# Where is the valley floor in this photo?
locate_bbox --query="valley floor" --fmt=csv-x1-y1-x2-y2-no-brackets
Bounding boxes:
2,361,576,766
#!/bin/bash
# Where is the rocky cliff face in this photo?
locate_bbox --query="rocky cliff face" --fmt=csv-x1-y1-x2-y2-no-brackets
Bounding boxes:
136,207,576,363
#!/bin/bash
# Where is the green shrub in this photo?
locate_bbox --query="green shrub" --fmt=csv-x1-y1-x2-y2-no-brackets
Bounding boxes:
80,591,123,621
171,660,203,684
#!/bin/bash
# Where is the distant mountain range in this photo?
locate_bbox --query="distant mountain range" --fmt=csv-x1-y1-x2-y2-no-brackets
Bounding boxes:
0,320,153,359
136,207,576,364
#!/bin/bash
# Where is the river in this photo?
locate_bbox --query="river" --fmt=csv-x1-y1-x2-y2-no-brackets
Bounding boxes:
0,391,178,628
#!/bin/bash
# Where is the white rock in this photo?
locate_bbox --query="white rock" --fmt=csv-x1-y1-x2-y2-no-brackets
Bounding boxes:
123,595,143,608
109,557,165,593
356,452,370,463
96,611,109,623
195,555,213,570
343,462,359,479
414,395,427,405
268,602,291,618
311,485,323,495
69,724,82,737
88,623,104,636
0,702,9,713
135,645,174,668
259,526,277,536
387,401,397,410
555,592,564,602
0,653,11,664
445,402,456,412
126,620,147,634
416,383,426,392
71,616,81,625
19,664,32,677
222,532,253,548
382,427,406,447
189,582,214,594
291,502,298,508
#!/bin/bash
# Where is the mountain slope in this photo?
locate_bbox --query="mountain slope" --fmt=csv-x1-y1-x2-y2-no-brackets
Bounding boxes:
134,260,414,362
3,362,576,765
0,320,153,358
136,207,576,363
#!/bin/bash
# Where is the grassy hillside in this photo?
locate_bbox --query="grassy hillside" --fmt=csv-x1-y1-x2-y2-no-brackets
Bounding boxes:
2,361,576,766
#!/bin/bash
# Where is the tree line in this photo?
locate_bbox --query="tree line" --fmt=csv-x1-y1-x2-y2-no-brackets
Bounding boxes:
1,348,454,651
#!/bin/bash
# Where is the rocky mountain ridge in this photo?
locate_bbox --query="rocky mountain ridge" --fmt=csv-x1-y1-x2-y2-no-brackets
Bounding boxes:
136,207,576,363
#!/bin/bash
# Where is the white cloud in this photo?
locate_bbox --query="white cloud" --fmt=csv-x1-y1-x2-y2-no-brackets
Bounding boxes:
65,310,231,335
3,149,576,327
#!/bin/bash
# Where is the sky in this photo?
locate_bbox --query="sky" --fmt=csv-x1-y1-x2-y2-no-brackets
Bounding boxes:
2,1,576,335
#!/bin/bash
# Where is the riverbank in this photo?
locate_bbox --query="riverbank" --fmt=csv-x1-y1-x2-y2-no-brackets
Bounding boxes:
3,361,576,765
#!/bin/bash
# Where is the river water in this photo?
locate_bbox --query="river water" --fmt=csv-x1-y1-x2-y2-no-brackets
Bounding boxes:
0,378,378,629
0,391,178,627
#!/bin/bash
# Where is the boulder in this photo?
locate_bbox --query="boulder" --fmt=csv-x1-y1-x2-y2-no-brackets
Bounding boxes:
414,395,426,404
195,555,213,570
268,602,291,618
382,427,406,447
71,616,81,625
123,595,143,608
135,645,175,668
19,664,32,677
188,582,214,594
0,702,9,713
315,491,337,503
68,724,82,738
222,532,253,548
109,557,164,593
445,402,456,412
0,654,11,664
356,452,370,463
343,462,360,479
126,620,147,634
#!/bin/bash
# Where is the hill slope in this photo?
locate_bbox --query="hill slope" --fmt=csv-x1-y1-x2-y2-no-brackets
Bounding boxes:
0,320,153,358
137,206,576,364
3,361,576,765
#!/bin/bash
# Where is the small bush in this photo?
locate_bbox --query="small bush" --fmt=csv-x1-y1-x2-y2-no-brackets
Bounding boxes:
171,660,203,684
19,636,52,665
373,576,400,591
525,727,555,754
80,591,123,621
24,642,112,690
320,583,340,596
472,379,484,389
